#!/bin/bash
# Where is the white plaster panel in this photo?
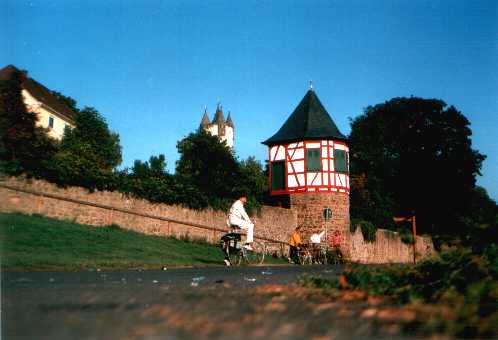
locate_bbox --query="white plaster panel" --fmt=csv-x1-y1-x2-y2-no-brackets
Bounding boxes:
323,175,329,186
322,160,328,171
288,175,298,187
287,163,294,173
329,174,335,186
297,142,303,147
321,148,328,158
306,142,320,149
329,160,335,172
307,173,317,185
335,144,346,151
288,143,297,148
275,146,285,160
338,174,347,187
293,160,304,173
329,147,334,156
293,148,304,159
270,146,276,160
297,174,305,185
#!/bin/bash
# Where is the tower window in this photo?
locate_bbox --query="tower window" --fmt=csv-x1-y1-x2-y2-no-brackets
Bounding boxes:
48,116,54,129
271,161,285,191
334,149,349,173
306,148,321,172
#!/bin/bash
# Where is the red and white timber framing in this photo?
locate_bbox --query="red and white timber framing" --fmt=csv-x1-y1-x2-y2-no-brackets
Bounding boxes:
268,140,350,195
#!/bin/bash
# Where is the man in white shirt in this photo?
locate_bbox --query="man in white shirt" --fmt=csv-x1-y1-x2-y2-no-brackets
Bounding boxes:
310,230,325,244
228,196,254,251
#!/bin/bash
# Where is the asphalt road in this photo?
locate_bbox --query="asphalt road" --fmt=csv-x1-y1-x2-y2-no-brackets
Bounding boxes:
2,266,415,340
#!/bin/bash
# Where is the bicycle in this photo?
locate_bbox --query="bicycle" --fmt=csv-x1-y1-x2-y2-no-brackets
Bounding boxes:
297,243,332,265
297,244,313,265
220,226,265,266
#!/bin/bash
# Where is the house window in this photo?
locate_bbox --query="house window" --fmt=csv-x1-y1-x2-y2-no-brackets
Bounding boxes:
48,116,54,129
306,148,321,172
271,161,285,191
334,149,349,173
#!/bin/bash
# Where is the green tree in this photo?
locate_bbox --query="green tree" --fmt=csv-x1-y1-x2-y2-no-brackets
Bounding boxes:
47,107,122,190
238,156,268,213
120,154,179,204
459,187,498,252
175,129,239,210
0,70,57,175
349,97,486,241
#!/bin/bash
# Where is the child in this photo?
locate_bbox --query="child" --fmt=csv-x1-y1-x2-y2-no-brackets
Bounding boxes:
289,226,302,263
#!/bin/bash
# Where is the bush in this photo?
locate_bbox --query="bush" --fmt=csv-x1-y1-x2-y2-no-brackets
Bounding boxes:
350,219,377,242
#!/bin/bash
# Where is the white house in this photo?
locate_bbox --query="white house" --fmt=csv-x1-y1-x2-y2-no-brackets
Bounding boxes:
0,65,76,140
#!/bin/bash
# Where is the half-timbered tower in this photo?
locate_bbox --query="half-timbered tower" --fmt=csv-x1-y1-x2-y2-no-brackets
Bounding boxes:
262,88,350,253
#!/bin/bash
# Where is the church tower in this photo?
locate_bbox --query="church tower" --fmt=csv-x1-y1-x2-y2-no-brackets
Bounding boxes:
262,88,351,256
200,104,234,148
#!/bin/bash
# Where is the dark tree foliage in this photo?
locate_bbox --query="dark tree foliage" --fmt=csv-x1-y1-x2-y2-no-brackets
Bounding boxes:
460,187,498,252
46,107,122,190
238,156,268,214
349,97,486,241
175,129,240,210
118,154,180,204
0,70,57,175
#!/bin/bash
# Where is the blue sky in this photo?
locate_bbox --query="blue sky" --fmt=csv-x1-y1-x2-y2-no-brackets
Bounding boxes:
2,0,497,200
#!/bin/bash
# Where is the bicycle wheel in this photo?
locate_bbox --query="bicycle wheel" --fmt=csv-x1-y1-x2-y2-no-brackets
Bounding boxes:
243,241,266,265
228,249,242,266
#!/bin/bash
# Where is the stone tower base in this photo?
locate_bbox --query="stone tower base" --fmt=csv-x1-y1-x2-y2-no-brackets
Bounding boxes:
290,192,351,258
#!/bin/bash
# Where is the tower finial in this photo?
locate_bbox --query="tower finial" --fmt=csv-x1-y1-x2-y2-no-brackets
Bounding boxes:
309,80,314,90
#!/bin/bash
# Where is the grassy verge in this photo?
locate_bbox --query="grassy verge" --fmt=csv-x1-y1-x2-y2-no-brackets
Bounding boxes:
298,246,498,338
0,213,230,271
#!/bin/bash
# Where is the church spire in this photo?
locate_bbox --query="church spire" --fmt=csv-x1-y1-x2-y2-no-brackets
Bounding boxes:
226,111,234,128
200,107,210,128
212,102,225,125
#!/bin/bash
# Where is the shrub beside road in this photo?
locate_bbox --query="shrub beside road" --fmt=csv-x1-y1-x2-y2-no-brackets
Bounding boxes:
299,246,498,338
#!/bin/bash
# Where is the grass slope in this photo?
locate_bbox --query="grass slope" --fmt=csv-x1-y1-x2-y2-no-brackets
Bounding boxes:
0,213,227,271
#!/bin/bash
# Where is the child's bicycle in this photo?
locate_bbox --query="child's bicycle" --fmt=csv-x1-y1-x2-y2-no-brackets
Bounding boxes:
297,243,343,265
220,226,265,266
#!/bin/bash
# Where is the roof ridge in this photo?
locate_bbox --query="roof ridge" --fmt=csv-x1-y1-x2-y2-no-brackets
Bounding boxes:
0,64,77,121
262,89,346,146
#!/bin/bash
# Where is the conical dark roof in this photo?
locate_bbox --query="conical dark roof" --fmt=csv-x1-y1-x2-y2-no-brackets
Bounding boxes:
200,109,210,127
212,103,225,125
225,111,234,127
262,89,346,146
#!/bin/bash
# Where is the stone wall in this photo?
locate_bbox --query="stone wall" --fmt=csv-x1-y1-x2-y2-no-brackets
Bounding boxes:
0,177,435,263
0,177,296,251
290,192,351,257
349,228,435,264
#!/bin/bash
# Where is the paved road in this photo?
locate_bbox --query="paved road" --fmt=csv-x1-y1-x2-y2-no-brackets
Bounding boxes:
2,266,414,340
